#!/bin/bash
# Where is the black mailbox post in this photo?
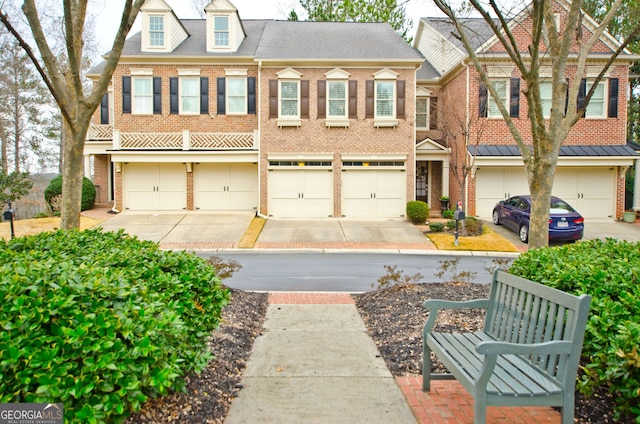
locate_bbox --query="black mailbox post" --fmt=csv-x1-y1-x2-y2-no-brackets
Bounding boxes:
3,201,15,239
454,207,465,246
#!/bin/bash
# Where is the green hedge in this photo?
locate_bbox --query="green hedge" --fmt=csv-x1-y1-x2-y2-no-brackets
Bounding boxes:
509,239,640,421
0,229,230,423
44,175,96,212
406,201,430,224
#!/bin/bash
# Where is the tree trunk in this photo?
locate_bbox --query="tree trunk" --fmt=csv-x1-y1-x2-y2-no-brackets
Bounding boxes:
527,135,559,249
59,120,86,229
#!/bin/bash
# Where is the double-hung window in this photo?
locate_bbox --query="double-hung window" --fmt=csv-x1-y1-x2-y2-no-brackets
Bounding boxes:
214,16,229,47
328,80,347,119
227,77,247,114
149,16,165,47
375,81,395,119
416,97,428,129
180,78,200,115
488,80,508,118
133,77,153,114
280,81,299,118
539,81,553,118
585,80,606,118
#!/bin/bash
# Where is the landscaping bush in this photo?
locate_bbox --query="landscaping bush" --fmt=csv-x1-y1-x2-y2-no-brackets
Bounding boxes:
446,220,456,230
463,216,482,236
443,209,454,219
406,201,430,224
0,229,230,423
509,239,640,421
428,222,444,232
44,175,96,212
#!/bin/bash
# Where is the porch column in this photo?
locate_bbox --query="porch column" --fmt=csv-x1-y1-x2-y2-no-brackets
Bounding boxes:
634,159,640,211
83,155,92,179
442,159,450,197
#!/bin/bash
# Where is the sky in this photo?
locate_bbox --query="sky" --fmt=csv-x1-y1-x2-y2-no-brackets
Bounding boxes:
92,0,444,56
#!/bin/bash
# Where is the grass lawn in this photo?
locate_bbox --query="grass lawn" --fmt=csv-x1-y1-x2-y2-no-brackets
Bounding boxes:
0,216,104,241
427,224,519,252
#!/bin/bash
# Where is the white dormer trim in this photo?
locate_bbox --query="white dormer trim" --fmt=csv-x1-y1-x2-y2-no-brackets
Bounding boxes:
177,68,201,76
325,68,351,79
277,68,302,79
141,0,188,53
373,68,399,80
205,0,246,53
416,87,432,97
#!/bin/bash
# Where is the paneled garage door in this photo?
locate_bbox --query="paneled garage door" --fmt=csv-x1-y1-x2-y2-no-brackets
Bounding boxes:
195,163,258,210
268,168,333,217
341,169,406,218
475,167,529,219
553,167,615,219
123,163,186,210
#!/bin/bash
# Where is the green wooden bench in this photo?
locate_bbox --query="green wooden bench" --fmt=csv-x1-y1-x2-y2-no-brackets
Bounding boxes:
422,269,591,424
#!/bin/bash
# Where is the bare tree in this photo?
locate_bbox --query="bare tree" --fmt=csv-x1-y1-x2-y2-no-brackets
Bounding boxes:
432,0,640,248
0,0,145,229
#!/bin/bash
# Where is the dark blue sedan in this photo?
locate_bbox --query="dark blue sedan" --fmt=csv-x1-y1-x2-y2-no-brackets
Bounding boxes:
492,195,584,243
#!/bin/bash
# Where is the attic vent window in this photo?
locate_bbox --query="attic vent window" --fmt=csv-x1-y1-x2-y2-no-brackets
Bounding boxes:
214,16,229,47
149,16,165,47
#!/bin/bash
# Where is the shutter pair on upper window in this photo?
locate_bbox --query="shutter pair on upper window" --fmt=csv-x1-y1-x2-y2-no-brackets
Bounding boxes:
169,77,209,115
316,80,358,119
478,78,520,118
267,80,310,119
365,80,406,119
577,78,619,118
216,77,257,115
122,76,162,114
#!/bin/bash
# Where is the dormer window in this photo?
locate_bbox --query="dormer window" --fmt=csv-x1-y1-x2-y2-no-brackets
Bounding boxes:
149,15,165,47
214,16,229,47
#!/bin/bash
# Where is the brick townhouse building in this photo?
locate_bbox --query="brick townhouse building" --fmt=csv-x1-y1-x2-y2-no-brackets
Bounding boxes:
413,0,639,220
85,0,638,220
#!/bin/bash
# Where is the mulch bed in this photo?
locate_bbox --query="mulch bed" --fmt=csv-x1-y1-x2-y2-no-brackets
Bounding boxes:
125,283,629,423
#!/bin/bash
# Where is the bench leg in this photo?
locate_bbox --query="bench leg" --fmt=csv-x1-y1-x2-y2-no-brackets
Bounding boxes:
561,392,575,424
473,394,487,424
422,340,432,391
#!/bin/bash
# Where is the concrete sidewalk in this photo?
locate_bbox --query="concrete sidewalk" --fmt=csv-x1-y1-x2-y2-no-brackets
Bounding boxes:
224,293,417,424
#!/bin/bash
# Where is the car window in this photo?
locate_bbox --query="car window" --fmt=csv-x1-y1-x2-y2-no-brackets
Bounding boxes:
506,197,520,207
550,199,575,214
517,200,529,211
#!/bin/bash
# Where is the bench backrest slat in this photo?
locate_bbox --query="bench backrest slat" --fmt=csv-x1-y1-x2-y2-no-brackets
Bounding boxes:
485,270,591,386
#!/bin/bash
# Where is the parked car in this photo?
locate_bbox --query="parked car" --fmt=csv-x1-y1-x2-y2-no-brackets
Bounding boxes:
492,195,584,243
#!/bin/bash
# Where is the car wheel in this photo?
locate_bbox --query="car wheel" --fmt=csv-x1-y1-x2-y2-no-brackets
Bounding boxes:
492,209,501,225
519,224,529,243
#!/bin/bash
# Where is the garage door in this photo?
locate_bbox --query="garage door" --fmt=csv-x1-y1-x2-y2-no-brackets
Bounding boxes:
342,169,406,218
475,167,529,219
194,163,258,210
553,167,615,219
123,163,186,210
268,169,333,217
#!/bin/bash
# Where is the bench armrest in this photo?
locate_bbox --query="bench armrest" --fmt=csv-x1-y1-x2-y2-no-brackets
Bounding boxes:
476,340,574,356
423,299,489,333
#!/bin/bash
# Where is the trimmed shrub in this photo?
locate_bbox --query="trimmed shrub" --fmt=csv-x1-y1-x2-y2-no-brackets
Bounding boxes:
446,220,456,230
443,209,455,219
0,229,230,423
406,201,430,224
509,239,640,421
428,222,444,232
44,175,96,212
463,216,483,236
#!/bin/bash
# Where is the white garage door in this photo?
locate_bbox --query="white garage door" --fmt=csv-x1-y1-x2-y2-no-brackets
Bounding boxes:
342,169,406,218
123,163,186,210
553,167,615,219
475,167,529,219
195,163,258,211
268,169,333,217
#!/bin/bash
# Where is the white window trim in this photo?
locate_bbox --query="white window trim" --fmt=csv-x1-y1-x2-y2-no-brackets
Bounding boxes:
488,78,509,119
374,80,397,126
148,15,166,49
213,14,230,49
227,77,248,115
278,79,300,126
539,80,553,119
179,77,200,115
416,97,430,130
585,79,607,119
326,80,348,120
132,76,153,115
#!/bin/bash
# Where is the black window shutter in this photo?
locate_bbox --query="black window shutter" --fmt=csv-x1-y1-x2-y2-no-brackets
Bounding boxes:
349,80,357,119
122,76,131,114
100,92,109,124
301,80,309,119
510,77,520,118
396,80,405,119
217,77,226,115
317,80,326,119
577,78,586,113
478,82,487,117
564,78,570,115
608,78,619,118
153,77,162,114
429,97,438,130
248,77,256,114
200,77,209,115
269,79,278,118
365,80,374,118
170,77,178,114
